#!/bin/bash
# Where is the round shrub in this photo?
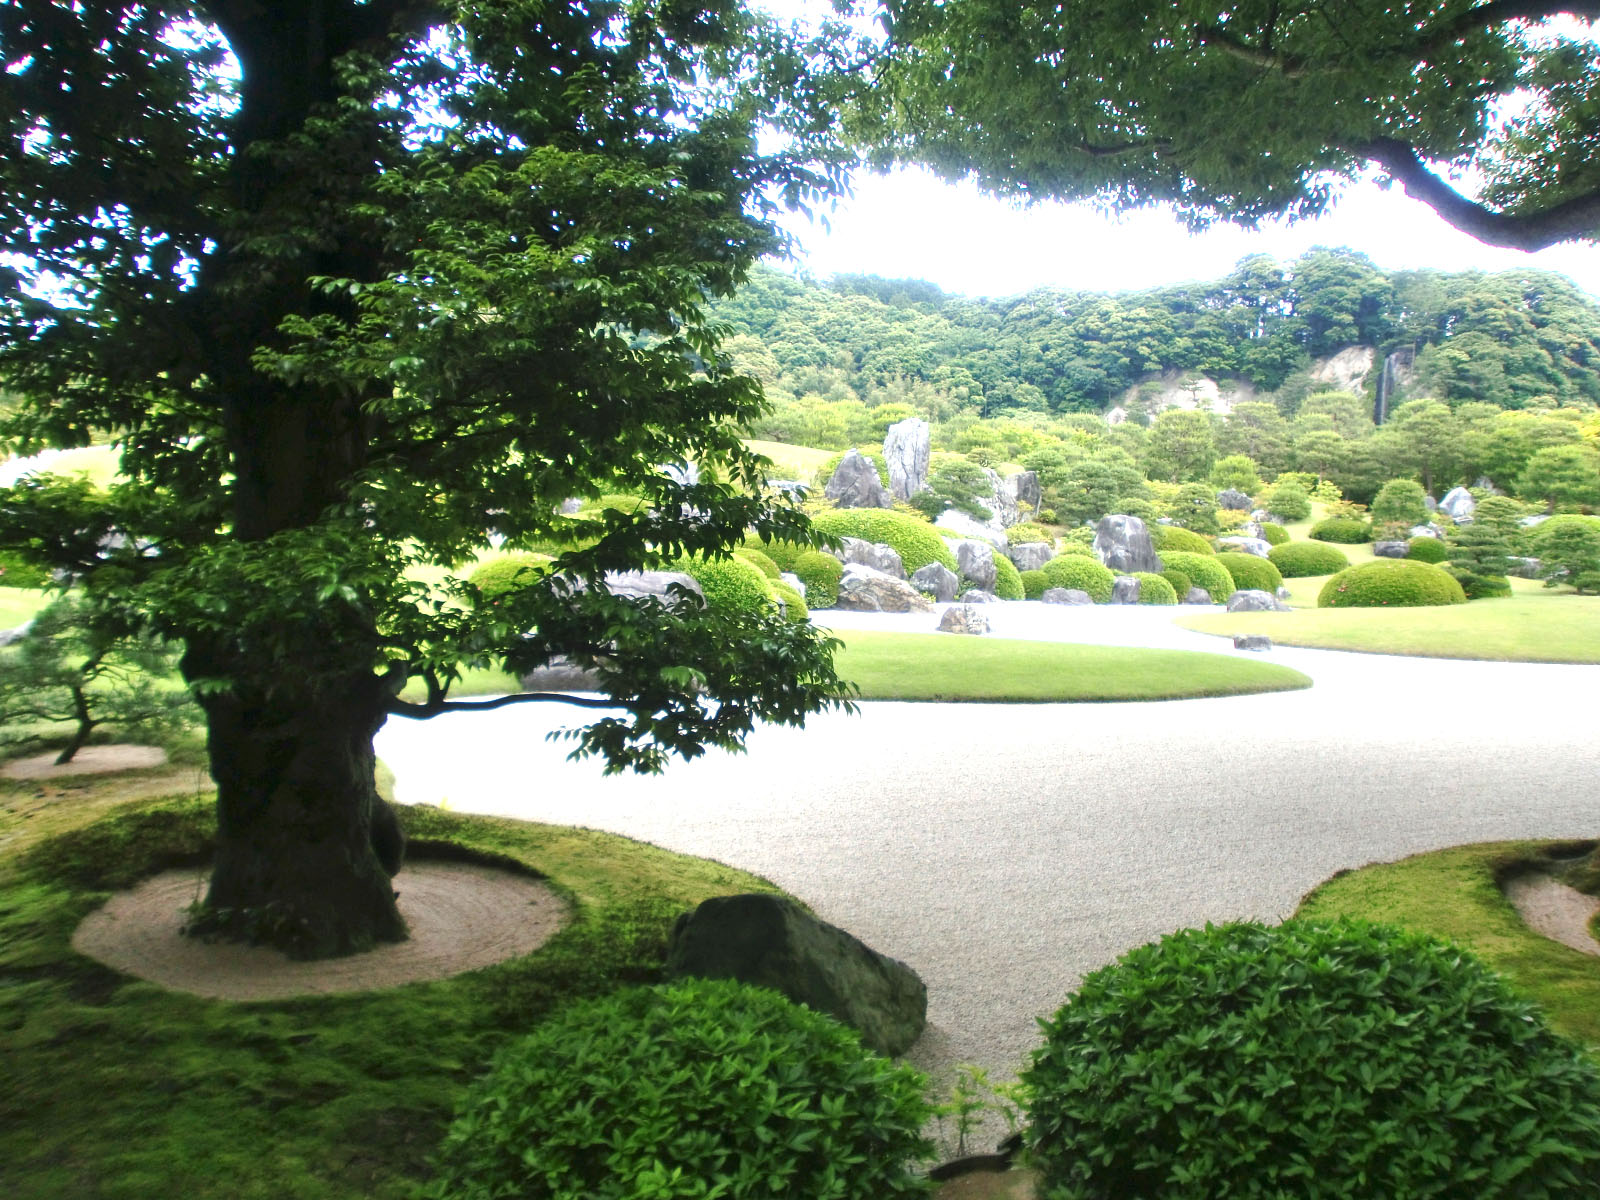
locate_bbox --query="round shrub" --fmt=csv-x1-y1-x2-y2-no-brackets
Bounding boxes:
674,554,774,612
427,978,934,1200
1268,541,1350,578
791,550,842,609
1131,572,1176,605
1528,513,1600,551
771,579,808,623
990,552,1025,600
1151,524,1214,555
1406,536,1449,563
1256,520,1289,546
734,547,781,579
1019,568,1049,600
1371,478,1430,526
1040,554,1115,603
1055,541,1097,558
469,553,553,599
1158,551,1235,602
743,535,803,572
1006,521,1054,545
1318,559,1467,608
1260,478,1312,521
1309,516,1372,543
1160,568,1191,598
1215,551,1283,593
810,509,958,575
1023,920,1600,1200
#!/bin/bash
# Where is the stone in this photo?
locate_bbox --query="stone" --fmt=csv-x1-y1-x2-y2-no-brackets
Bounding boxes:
780,571,805,598
1410,523,1444,540
953,539,998,591
1275,586,1292,600
1217,536,1272,558
958,589,996,603
882,417,931,501
1042,588,1092,605
1216,489,1253,511
1184,587,1213,604
1439,486,1476,524
938,605,990,634
1233,635,1273,651
834,563,935,613
1520,514,1550,529
1424,495,1438,512
559,497,583,515
823,449,893,509
1508,555,1544,579
1007,541,1055,572
0,620,31,647
1005,470,1042,513
519,655,605,692
1226,589,1291,612
665,893,927,1057
1373,540,1410,559
1240,521,1264,539
835,536,905,579
1093,514,1163,574
910,562,961,603
603,570,704,605
1111,575,1141,604
935,509,1008,547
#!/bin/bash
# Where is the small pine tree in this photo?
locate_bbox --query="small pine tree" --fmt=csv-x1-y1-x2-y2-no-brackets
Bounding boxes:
1371,479,1429,526
1536,522,1600,594
1445,522,1514,600
1170,483,1221,535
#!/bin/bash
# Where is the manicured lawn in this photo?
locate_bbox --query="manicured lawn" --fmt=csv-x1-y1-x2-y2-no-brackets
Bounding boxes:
1298,841,1600,1053
0,586,49,627
1176,592,1600,662
742,438,836,482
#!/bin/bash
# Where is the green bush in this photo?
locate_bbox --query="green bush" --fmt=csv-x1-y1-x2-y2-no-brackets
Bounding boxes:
1260,478,1311,521
1160,568,1191,598
1528,513,1600,552
1055,541,1097,558
469,553,553,599
1215,551,1283,593
0,550,50,588
1061,525,1095,547
810,509,958,575
426,978,934,1200
1318,559,1467,608
1257,521,1289,546
1405,536,1449,563
674,554,774,612
733,547,781,579
1131,572,1176,605
1309,516,1372,543
770,579,809,623
1006,521,1054,545
1371,478,1430,526
791,550,843,609
1039,555,1115,603
1268,541,1350,578
1151,524,1214,555
578,492,649,516
1019,569,1049,600
990,552,1025,600
1158,551,1235,602
743,535,804,572
1023,920,1600,1200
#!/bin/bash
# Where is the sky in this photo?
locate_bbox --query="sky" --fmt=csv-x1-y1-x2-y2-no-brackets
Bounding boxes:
761,4,1600,302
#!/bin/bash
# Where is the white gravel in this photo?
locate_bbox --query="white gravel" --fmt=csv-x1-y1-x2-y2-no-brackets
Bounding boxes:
375,601,1600,1091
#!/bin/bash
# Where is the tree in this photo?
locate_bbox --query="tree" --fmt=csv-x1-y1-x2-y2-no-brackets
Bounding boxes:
1518,444,1600,512
1376,401,1466,496
1445,522,1515,599
1371,480,1431,527
1209,454,1263,494
1145,408,1217,483
0,1,854,958
1533,519,1600,592
876,1,1600,250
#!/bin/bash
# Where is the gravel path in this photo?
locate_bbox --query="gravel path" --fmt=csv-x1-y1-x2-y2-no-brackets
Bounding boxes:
374,602,1600,1089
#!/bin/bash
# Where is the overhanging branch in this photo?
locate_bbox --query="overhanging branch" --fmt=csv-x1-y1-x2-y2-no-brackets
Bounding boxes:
387,690,622,720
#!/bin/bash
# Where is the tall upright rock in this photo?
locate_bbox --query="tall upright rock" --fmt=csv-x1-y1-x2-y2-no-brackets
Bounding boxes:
1093,514,1163,574
882,417,931,501
823,449,893,509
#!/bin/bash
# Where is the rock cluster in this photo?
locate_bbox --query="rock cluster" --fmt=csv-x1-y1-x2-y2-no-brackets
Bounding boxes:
1093,514,1163,574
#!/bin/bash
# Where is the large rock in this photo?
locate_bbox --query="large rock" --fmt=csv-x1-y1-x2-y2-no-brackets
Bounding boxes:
519,656,605,692
823,449,892,509
1111,575,1141,604
935,509,1008,547
910,562,961,602
780,571,805,597
1373,540,1410,559
0,620,31,648
1042,588,1092,605
665,893,927,1057
603,570,704,605
1216,489,1253,511
1226,589,1291,612
953,539,998,591
882,417,931,501
1233,635,1274,651
1093,514,1163,574
938,605,990,634
1004,470,1042,513
1007,541,1055,572
957,589,996,603
1410,523,1444,540
1184,587,1213,604
835,536,905,579
1217,536,1272,558
1439,486,1476,524
835,563,935,613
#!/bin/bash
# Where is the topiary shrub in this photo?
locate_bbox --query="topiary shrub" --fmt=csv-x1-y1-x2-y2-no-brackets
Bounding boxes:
1269,541,1350,578
1371,478,1430,526
1260,478,1311,522
1309,516,1372,543
1215,551,1283,593
1131,572,1176,605
673,554,774,612
1040,555,1115,603
1256,521,1289,546
1160,568,1191,598
771,579,809,623
1318,559,1467,608
810,509,958,575
1054,541,1097,558
1019,569,1049,600
1023,920,1600,1200
734,547,781,579
1151,524,1214,555
1061,525,1095,547
1406,536,1449,563
1158,551,1235,602
426,978,934,1200
1006,521,1054,545
989,553,1025,600
469,553,553,599
743,535,804,572
791,550,843,609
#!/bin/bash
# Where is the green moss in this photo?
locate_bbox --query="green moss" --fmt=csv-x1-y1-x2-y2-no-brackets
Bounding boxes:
1019,569,1049,600
1257,521,1289,546
1318,559,1468,608
1158,551,1236,602
1310,516,1373,544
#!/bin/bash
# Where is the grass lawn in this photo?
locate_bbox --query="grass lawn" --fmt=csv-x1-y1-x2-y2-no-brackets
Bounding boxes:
0,585,49,627
1297,841,1600,1053
742,438,836,482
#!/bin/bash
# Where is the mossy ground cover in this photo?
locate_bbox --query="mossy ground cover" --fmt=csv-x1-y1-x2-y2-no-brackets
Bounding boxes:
742,438,836,482
1297,842,1600,1053
0,790,786,1200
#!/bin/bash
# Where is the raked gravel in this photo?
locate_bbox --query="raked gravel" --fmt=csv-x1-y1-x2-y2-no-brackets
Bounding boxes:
375,601,1600,1093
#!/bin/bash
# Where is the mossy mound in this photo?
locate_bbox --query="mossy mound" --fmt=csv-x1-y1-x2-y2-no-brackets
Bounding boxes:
1215,551,1283,593
1269,541,1351,578
809,509,958,575
1152,525,1214,555
1318,559,1468,608
1158,551,1236,602
1039,555,1115,603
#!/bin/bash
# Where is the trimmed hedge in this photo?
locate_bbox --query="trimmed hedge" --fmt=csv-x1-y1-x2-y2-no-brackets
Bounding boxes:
743,535,804,572
1318,559,1467,608
771,579,809,623
1160,568,1191,598
469,553,553,599
1006,521,1054,545
1039,555,1115,603
1269,541,1350,578
1151,524,1214,555
426,978,934,1200
734,547,781,579
1158,551,1235,602
1132,572,1177,605
990,552,1025,600
1257,521,1289,546
1215,551,1283,593
674,555,774,612
1055,542,1098,558
1019,569,1049,600
1023,921,1600,1200
1310,516,1373,544
1405,536,1449,564
791,550,843,609
810,509,958,575
1260,479,1311,521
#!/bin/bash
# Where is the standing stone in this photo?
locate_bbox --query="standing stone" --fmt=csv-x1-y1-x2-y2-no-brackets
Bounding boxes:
1005,470,1042,513
1007,542,1055,572
939,605,991,635
603,570,704,604
1226,589,1291,612
835,563,935,612
1043,588,1092,605
911,562,961,602
953,539,998,591
1217,536,1272,558
1216,489,1253,511
1184,587,1213,604
1111,575,1142,604
824,449,892,509
1373,540,1410,559
882,417,931,501
835,537,905,579
780,571,806,598
1093,514,1163,574
1439,486,1476,524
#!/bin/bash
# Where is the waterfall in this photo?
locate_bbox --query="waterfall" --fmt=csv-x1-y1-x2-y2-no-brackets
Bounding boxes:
1373,348,1413,426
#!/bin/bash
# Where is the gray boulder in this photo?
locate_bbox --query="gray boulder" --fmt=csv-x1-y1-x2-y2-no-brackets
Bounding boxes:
953,539,998,591
665,893,927,1057
1373,540,1410,559
1216,489,1254,511
1275,586,1292,600
835,563,935,613
1410,523,1444,540
938,605,990,634
780,571,805,598
1005,470,1042,513
1111,575,1142,604
519,655,604,692
835,536,905,579
1226,589,1290,612
882,417,931,501
1184,587,1213,604
1217,536,1272,558
823,449,892,509
1042,588,1092,605
1093,514,1163,574
1425,495,1439,512
1233,634,1274,651
0,619,31,648
910,562,961,603
934,509,1008,547
603,570,704,605
1509,555,1544,579
1007,541,1055,572
1439,486,1476,523
957,589,996,604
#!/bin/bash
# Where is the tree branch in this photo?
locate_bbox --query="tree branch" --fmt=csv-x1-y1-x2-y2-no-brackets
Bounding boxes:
1362,137,1600,250
386,690,622,720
